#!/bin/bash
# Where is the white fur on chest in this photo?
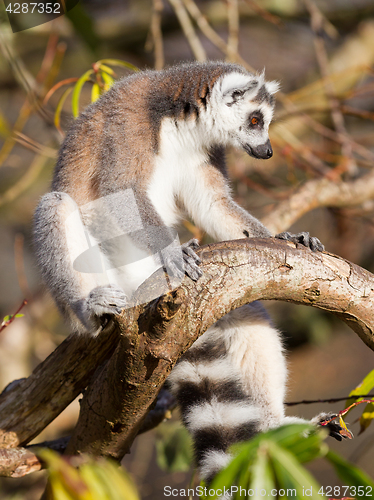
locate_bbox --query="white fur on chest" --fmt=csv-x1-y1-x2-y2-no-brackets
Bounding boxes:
147,117,209,227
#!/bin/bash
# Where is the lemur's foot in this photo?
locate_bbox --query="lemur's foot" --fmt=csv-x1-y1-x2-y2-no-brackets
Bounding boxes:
313,412,353,441
182,238,203,281
86,285,128,317
275,231,324,252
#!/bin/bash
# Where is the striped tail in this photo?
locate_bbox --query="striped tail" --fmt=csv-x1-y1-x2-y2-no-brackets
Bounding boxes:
167,334,261,483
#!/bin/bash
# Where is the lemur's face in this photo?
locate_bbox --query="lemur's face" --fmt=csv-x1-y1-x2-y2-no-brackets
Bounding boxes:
213,72,279,159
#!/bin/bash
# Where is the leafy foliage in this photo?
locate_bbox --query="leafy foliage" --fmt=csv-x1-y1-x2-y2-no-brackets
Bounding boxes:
47,59,138,134
346,369,374,433
40,450,140,500
155,422,193,473
326,449,374,491
208,424,326,499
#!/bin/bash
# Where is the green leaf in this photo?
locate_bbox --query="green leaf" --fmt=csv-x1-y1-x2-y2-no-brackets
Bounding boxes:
79,464,111,500
71,69,93,118
89,460,139,500
269,442,322,500
359,401,374,433
346,369,374,407
91,83,101,103
156,423,193,473
97,59,139,72
99,64,115,75
39,450,140,500
211,424,328,500
40,450,91,500
55,87,73,133
326,450,374,489
101,71,115,92
248,444,275,500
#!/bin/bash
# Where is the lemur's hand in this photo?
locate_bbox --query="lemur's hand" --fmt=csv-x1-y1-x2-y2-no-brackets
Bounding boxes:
275,231,324,252
181,239,203,281
161,239,202,281
313,412,353,441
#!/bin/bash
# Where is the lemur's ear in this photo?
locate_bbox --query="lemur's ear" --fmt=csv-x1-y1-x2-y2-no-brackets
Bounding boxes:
266,80,280,95
220,73,258,106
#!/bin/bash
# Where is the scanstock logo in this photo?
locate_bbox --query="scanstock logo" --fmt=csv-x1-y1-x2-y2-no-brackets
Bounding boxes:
3,0,79,33
64,190,185,309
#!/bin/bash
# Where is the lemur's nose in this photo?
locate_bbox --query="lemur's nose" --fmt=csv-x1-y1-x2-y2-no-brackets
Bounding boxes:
265,142,273,158
250,139,273,159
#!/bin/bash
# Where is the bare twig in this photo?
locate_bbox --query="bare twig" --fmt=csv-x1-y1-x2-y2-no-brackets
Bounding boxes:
0,32,62,168
167,0,206,61
304,0,357,175
0,27,36,96
243,0,282,26
0,300,27,334
261,169,374,234
275,104,374,164
320,399,374,429
286,394,374,406
226,0,239,62
149,0,165,70
0,155,49,208
13,132,57,159
180,0,255,71
274,127,329,175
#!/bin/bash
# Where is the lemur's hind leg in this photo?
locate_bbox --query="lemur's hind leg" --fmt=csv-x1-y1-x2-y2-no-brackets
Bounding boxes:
34,192,127,334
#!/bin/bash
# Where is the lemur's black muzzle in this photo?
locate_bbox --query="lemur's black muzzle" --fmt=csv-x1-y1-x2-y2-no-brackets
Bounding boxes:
244,139,273,159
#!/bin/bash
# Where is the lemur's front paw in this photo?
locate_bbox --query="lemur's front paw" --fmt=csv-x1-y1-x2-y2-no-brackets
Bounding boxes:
181,238,203,281
313,412,353,441
275,231,324,252
86,285,128,317
160,238,202,281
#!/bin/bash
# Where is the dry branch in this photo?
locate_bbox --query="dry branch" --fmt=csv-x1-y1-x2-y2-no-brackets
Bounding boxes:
1,239,374,472
262,171,374,234
0,325,121,449
148,0,165,70
65,240,374,458
167,0,207,61
0,447,42,478
226,0,239,62
304,0,356,174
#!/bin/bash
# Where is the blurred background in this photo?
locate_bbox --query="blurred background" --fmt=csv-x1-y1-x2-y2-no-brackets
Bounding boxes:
0,0,374,498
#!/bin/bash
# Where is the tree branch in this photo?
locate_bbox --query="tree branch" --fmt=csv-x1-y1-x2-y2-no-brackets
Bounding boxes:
261,171,374,234
1,239,373,472
66,239,374,459
0,325,121,449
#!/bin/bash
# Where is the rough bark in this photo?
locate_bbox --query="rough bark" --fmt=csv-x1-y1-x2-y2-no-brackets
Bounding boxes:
0,324,121,449
0,238,373,472
66,238,374,459
262,171,374,235
0,447,42,478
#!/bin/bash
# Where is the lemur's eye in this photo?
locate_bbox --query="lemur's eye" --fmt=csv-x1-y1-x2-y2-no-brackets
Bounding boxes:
251,117,258,125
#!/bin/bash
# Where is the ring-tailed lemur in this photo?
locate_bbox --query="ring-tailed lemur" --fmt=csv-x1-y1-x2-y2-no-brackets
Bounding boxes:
34,61,345,480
